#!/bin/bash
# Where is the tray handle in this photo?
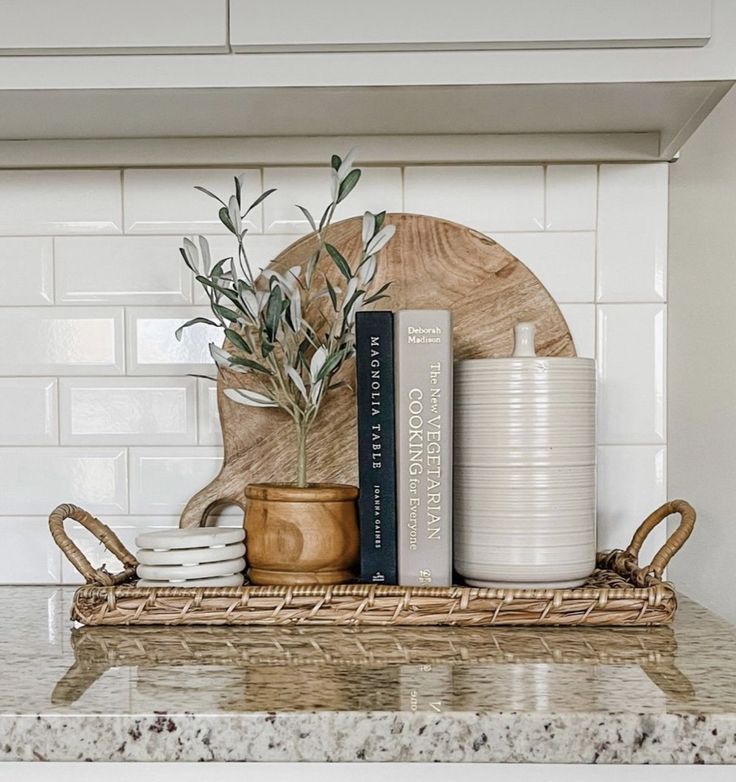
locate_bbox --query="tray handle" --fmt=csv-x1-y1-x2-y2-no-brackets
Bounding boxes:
624,499,696,579
49,503,138,585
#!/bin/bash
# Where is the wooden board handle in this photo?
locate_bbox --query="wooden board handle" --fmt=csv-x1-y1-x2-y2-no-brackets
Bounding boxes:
49,503,138,585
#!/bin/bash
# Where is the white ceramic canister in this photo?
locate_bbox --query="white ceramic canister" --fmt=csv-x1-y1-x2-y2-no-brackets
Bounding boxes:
453,322,596,588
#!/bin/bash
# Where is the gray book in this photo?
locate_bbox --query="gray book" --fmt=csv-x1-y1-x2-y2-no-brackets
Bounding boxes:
394,309,453,586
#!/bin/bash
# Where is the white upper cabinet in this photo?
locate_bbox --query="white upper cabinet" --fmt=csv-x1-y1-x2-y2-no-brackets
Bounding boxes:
230,0,711,52
0,0,228,55
0,0,731,160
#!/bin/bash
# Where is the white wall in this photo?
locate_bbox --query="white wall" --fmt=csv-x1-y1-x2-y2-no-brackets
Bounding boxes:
668,87,736,623
0,159,669,583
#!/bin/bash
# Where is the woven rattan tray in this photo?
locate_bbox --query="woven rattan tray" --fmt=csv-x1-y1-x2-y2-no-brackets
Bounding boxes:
49,500,695,627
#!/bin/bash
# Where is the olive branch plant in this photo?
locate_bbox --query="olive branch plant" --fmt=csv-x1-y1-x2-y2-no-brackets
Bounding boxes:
176,152,395,488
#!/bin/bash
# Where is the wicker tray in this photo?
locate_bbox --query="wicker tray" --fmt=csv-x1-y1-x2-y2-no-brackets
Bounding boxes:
49,500,695,627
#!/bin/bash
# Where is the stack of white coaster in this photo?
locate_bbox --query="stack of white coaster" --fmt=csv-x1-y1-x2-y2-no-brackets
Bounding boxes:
135,528,246,587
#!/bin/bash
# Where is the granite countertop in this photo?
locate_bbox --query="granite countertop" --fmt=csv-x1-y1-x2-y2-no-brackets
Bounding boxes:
1,586,736,763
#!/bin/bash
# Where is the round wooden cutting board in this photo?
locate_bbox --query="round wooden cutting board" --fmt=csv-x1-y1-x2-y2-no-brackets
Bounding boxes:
180,213,575,527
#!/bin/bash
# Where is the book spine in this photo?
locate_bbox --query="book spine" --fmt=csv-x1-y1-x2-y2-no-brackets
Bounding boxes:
356,311,398,584
395,310,453,587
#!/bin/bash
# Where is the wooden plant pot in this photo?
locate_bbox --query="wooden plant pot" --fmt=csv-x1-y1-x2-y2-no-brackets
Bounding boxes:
244,483,359,586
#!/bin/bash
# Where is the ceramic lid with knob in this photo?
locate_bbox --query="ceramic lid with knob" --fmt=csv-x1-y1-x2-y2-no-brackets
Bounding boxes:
456,321,595,369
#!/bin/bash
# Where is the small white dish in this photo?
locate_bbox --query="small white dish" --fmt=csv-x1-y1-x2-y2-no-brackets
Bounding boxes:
136,542,246,566
136,557,245,581
136,574,245,588
135,527,244,551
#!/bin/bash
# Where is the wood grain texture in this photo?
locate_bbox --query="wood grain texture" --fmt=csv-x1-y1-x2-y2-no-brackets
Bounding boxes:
245,483,359,585
179,213,575,528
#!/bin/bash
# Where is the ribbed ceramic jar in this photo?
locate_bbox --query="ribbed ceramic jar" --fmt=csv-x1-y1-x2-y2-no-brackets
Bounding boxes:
454,323,596,588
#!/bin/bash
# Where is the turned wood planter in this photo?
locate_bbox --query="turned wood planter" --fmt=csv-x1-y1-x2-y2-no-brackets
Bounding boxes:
244,483,359,585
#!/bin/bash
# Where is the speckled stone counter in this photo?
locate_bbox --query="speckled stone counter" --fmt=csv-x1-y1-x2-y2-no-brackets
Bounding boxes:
1,586,736,763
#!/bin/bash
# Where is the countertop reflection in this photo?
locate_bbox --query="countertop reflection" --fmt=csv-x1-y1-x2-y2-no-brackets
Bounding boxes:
2,587,736,763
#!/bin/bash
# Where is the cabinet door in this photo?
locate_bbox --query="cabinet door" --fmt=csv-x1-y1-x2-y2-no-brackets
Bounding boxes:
230,0,711,52
0,0,228,54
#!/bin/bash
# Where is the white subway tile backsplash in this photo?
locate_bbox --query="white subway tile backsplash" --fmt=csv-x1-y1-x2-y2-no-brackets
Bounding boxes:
263,167,402,234
197,378,221,445
0,519,61,584
558,303,595,359
55,236,191,304
192,234,294,304
126,306,219,375
124,168,262,234
492,232,595,303
59,377,196,446
545,165,597,230
129,447,223,514
0,447,127,515
597,445,667,567
597,304,666,444
0,160,671,584
0,307,124,375
404,166,544,231
0,238,53,304
597,164,668,303
0,170,122,235
61,517,179,584
0,378,57,445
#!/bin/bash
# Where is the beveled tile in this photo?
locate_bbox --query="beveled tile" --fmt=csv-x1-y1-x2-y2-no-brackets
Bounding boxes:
0,518,61,584
126,306,220,376
55,236,191,304
0,238,53,304
559,303,595,359
404,166,544,231
263,167,402,234
0,307,124,375
597,164,668,303
0,170,121,235
124,168,262,234
0,378,57,445
197,378,221,445
129,446,224,514
0,447,127,515
492,232,595,303
545,165,597,230
597,304,666,444
59,377,196,446
597,445,667,568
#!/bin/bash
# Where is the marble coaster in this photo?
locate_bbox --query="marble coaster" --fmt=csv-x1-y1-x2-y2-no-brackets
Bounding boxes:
136,574,245,588
136,527,244,551
136,542,246,566
136,557,246,581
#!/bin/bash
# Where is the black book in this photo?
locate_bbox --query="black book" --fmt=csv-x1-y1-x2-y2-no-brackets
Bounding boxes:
356,310,398,584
